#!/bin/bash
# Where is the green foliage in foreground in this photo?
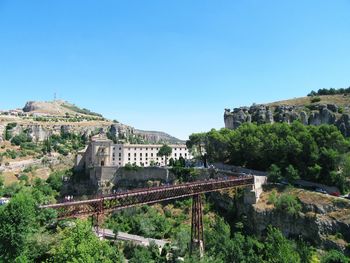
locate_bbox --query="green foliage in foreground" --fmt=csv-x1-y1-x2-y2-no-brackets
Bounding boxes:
321,250,350,263
0,189,36,261
0,186,348,262
48,221,125,263
187,122,350,193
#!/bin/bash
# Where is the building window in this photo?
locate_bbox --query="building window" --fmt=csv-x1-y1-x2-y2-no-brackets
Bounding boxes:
113,158,115,161
151,153,153,157
146,153,148,157
119,158,121,161
185,153,187,156
146,148,148,150
128,158,130,161
119,162,121,165
134,148,137,150
134,153,137,157
175,148,177,151
119,153,121,157
128,153,130,157
134,158,136,161
151,148,153,150
140,153,142,156
113,147,115,150
175,153,177,157
140,158,142,161
119,147,121,150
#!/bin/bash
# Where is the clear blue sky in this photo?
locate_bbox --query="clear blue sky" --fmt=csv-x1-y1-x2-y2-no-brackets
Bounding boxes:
0,1,349,139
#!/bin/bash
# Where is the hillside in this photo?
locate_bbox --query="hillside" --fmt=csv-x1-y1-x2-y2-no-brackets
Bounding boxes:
0,100,183,144
267,94,350,108
22,100,103,117
0,100,183,185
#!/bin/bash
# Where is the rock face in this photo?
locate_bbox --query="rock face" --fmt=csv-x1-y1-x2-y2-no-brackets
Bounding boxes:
212,189,350,254
224,103,350,136
1,122,182,144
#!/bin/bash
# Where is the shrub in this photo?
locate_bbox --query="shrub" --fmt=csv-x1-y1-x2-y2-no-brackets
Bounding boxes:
275,193,302,216
124,163,140,171
310,96,321,103
11,133,31,146
5,149,17,159
268,190,278,205
18,174,29,185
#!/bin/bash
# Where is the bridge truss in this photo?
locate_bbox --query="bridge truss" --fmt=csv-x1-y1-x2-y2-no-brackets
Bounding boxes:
40,176,254,257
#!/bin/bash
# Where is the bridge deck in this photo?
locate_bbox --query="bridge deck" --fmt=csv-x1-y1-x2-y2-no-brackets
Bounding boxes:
40,176,254,219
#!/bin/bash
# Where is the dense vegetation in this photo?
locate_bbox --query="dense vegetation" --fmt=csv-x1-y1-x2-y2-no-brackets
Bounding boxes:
0,129,87,165
308,87,350,96
0,168,348,262
187,122,350,193
104,198,349,262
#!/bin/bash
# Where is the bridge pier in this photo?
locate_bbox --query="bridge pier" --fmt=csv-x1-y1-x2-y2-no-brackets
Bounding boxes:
190,194,204,258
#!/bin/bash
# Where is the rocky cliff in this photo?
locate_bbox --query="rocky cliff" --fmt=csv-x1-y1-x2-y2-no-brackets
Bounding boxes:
225,100,350,136
212,187,350,254
0,100,183,144
0,121,182,144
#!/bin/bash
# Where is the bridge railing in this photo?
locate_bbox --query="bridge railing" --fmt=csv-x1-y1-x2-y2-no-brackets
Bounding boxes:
40,176,254,219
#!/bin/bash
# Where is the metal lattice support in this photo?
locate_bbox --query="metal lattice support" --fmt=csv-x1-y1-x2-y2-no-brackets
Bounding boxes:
40,176,254,220
190,194,204,258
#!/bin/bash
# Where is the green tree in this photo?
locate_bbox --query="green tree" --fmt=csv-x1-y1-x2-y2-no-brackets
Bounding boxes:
0,189,36,261
268,164,282,183
264,226,301,263
321,250,349,263
49,220,125,263
46,171,64,192
186,132,208,166
285,165,299,183
157,144,172,166
168,157,175,167
42,138,52,154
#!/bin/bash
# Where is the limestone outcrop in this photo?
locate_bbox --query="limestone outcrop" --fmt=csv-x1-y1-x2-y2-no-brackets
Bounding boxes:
1,122,182,144
224,103,350,136
211,189,350,254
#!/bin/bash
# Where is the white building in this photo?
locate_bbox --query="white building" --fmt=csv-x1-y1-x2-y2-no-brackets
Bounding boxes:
76,133,192,170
